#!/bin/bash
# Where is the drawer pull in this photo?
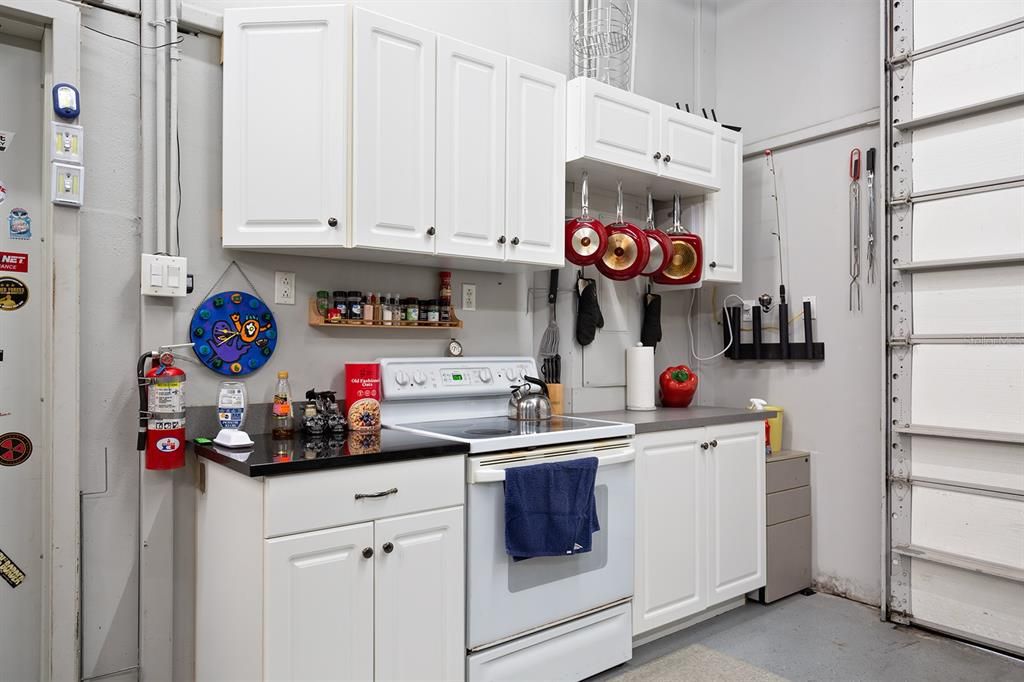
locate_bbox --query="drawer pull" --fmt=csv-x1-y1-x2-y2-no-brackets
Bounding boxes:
709,439,718,447
354,487,398,500
362,547,374,559
383,542,395,554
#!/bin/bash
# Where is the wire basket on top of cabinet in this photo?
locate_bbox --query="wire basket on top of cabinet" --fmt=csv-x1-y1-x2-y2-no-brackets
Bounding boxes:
570,0,634,90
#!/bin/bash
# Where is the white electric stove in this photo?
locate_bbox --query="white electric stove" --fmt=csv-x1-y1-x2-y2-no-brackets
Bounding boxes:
379,357,636,681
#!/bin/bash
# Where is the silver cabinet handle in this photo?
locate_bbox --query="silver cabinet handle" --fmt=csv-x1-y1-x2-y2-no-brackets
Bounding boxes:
354,487,398,500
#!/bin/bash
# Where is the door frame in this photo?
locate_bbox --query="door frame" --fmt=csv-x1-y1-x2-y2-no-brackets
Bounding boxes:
0,1,80,679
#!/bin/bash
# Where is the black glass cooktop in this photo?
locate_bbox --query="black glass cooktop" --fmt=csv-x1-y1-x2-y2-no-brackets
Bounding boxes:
398,415,617,440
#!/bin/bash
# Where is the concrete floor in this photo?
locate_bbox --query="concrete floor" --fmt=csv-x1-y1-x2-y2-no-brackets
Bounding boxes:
595,593,1024,681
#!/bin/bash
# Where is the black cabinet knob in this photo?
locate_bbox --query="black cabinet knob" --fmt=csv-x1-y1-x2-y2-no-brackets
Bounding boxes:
700,442,709,450
427,226,436,236
663,155,671,163
653,152,662,160
710,439,718,447
383,542,394,554
328,217,338,227
362,547,374,559
498,235,506,244
709,261,717,268
511,237,520,246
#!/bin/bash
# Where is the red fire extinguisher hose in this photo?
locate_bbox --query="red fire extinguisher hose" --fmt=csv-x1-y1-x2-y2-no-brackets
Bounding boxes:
136,352,153,451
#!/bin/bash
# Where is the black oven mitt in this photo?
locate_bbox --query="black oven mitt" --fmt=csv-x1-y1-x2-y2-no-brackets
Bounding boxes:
575,276,604,346
641,292,662,350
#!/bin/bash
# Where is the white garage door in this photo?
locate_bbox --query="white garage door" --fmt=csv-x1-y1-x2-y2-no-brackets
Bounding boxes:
885,0,1024,655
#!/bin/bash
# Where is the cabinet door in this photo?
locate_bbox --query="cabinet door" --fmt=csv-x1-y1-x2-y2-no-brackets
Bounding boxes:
633,429,708,635
704,128,743,283
582,79,660,173
375,507,465,682
222,5,347,248
435,37,506,261
706,421,766,603
264,523,374,681
658,105,720,189
506,59,566,266
352,9,436,253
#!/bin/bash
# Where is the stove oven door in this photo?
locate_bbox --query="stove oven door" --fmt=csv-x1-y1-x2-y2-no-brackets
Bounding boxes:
466,441,635,650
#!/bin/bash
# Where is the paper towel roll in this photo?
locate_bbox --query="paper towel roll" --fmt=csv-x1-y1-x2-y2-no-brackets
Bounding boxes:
626,344,656,411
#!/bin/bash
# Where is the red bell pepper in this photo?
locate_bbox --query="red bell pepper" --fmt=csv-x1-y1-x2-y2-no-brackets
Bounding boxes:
659,365,698,408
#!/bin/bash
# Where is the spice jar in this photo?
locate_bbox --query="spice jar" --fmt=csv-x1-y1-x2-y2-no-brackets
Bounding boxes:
418,298,429,323
348,291,363,320
439,272,452,323
363,293,374,324
426,299,440,323
326,308,343,324
317,291,332,317
404,297,419,323
332,291,347,318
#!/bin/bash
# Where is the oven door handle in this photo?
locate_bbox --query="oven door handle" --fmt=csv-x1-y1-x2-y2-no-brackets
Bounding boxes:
469,448,635,484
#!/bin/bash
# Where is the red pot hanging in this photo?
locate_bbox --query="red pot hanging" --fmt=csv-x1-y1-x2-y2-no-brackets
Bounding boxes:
596,181,650,281
652,193,703,286
640,191,673,278
565,172,608,266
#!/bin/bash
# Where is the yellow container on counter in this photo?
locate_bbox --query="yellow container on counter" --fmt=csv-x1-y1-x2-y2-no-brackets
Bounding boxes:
750,399,783,454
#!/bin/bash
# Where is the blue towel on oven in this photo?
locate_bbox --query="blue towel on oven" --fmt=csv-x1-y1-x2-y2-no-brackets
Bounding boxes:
503,457,600,561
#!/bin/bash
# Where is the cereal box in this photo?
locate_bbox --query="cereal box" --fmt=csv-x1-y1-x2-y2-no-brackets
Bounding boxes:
345,363,381,431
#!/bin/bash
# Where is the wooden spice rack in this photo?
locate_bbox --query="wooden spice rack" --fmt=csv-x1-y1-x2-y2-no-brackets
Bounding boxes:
308,298,463,329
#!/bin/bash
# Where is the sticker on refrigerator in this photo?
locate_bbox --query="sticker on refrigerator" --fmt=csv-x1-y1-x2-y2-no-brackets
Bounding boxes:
0,546,26,588
8,208,30,240
0,277,28,311
0,432,32,467
0,179,7,205
0,130,14,152
0,252,28,273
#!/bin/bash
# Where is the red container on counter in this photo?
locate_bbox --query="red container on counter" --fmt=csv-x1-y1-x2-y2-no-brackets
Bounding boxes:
346,363,382,431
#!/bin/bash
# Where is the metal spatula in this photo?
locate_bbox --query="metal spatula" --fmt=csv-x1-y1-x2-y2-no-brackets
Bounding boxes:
539,270,559,359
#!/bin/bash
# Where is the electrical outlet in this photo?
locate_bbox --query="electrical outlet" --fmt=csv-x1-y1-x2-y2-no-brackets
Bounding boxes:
802,295,817,319
742,299,755,323
274,271,296,305
462,283,477,311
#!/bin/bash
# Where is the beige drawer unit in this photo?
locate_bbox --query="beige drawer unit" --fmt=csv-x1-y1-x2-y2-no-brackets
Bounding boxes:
758,450,812,603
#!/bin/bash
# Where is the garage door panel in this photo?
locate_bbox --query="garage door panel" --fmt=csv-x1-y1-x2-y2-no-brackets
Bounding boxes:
911,486,1024,568
914,0,1024,48
912,104,1024,192
910,345,1024,433
911,187,1024,261
911,436,1024,493
913,30,1024,119
911,560,1024,652
912,266,1024,334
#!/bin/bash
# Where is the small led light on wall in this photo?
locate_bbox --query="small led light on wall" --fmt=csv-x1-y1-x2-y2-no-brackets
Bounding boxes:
50,122,84,165
51,163,84,207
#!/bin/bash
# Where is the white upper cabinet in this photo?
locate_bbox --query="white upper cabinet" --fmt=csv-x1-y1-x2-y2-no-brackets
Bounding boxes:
435,37,507,261
706,421,766,603
264,523,374,681
352,9,437,254
704,128,743,283
568,77,660,175
660,104,720,188
222,5,348,248
506,59,566,267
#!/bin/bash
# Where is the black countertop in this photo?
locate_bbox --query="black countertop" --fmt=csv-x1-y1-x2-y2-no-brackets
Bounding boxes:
192,428,468,477
575,406,778,434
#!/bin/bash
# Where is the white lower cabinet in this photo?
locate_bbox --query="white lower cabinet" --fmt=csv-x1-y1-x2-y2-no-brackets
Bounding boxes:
196,456,466,682
265,523,375,681
633,422,765,636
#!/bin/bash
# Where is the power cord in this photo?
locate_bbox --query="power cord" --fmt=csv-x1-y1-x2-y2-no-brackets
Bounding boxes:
688,290,747,361
82,24,185,49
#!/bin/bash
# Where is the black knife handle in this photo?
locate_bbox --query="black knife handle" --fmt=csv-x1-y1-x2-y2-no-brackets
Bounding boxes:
866,148,876,174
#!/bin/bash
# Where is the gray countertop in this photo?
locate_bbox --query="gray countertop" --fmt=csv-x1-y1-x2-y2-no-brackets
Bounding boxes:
576,405,777,434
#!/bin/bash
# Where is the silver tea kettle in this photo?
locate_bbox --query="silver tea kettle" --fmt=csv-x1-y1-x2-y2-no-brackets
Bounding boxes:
507,376,552,421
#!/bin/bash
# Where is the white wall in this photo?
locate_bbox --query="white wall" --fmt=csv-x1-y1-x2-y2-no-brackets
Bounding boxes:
76,1,709,679
709,0,883,604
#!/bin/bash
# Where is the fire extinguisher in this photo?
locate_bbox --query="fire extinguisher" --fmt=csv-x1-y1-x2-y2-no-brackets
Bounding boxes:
137,345,192,470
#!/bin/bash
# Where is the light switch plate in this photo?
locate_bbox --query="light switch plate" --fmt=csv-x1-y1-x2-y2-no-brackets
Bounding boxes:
141,254,188,297
51,162,84,206
50,122,84,164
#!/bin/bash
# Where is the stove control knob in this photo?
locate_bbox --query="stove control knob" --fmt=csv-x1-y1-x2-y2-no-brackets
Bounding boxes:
479,369,493,383
394,370,409,386
413,371,426,385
